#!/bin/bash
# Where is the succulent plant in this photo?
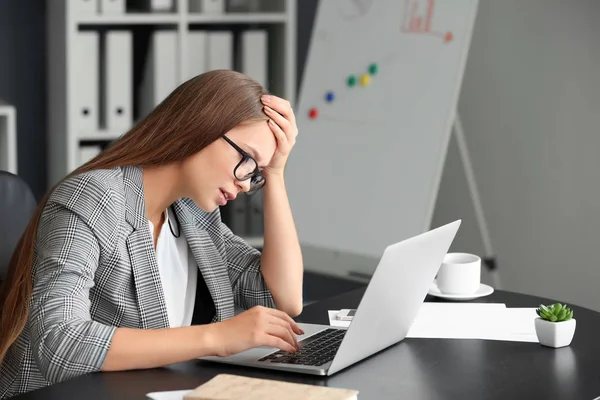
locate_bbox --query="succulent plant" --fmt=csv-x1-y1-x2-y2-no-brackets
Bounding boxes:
536,303,574,322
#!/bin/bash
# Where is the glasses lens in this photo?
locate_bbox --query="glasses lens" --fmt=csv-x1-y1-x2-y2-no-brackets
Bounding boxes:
250,174,265,191
247,176,265,194
235,157,257,180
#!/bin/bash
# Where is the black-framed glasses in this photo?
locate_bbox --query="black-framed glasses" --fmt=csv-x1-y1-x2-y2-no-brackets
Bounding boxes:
222,136,266,193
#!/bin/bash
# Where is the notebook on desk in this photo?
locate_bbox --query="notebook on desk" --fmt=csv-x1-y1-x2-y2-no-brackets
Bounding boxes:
146,374,358,400
197,220,461,376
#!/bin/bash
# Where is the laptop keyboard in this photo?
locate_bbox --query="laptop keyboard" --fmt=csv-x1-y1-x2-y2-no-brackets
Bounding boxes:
258,328,346,367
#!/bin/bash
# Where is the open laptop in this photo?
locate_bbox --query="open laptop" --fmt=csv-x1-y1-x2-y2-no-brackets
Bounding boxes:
198,220,461,376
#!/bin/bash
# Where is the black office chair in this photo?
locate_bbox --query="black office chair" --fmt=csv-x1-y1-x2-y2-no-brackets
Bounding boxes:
0,171,37,285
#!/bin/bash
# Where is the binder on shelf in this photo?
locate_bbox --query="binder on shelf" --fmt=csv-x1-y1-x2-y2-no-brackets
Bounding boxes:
74,31,100,136
128,0,174,12
206,31,233,70
187,31,208,82
139,31,178,119
99,0,125,14
205,31,241,233
238,29,268,88
70,0,99,14
236,30,268,236
77,145,102,166
189,0,224,14
247,192,264,236
148,0,174,12
226,0,262,13
0,101,17,174
105,30,133,134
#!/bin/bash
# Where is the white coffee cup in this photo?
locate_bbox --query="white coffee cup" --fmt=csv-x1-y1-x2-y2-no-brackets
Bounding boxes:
436,253,481,295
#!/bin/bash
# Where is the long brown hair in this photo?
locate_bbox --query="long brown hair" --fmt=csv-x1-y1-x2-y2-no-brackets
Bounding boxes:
0,69,268,364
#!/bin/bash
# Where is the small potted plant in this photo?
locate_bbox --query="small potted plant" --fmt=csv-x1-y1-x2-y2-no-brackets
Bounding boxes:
535,303,576,348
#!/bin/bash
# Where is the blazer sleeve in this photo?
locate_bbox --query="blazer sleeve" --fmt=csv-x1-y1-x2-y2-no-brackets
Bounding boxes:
220,222,276,310
28,177,118,384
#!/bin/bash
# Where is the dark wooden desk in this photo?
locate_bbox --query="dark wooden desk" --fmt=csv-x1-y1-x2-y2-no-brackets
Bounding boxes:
11,289,600,399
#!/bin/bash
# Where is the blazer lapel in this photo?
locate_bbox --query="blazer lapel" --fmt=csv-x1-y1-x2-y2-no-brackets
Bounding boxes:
175,201,235,322
126,228,170,329
122,165,170,330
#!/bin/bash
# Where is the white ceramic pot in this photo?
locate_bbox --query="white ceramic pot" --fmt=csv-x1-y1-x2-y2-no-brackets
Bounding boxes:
534,318,576,348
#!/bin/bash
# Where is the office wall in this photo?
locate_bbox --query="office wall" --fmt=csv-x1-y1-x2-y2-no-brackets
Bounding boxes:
0,0,47,200
432,0,600,311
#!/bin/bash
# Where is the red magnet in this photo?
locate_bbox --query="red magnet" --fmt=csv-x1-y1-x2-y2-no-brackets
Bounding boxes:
309,108,319,119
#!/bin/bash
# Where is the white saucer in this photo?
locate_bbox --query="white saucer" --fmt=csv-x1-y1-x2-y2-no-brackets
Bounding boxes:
428,281,494,301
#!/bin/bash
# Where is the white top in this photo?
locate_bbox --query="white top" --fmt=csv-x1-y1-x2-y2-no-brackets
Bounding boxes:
148,209,197,328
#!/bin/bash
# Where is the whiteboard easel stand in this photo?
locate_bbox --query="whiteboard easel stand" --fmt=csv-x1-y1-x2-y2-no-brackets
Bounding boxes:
453,113,501,289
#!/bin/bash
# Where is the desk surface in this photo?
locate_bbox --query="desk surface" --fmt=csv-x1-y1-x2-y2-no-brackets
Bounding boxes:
11,289,600,400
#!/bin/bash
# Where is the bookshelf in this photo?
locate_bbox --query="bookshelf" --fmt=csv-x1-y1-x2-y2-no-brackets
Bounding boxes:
47,0,297,243
0,99,17,175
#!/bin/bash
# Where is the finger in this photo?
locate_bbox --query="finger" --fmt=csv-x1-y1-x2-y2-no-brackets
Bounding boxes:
261,95,296,127
266,308,304,335
263,106,291,134
265,324,298,353
268,119,289,146
264,335,297,354
268,315,299,349
271,321,298,351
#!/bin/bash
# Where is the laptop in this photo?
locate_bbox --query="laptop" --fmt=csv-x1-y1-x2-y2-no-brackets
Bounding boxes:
198,220,461,376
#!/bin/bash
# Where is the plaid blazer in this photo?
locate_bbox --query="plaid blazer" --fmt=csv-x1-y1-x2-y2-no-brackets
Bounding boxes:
0,165,275,398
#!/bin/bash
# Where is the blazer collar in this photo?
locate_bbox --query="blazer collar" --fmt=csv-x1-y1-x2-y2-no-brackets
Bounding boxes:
122,165,148,229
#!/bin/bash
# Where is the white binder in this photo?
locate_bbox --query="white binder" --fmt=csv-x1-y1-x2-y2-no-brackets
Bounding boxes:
105,30,133,133
99,0,125,14
77,145,102,166
238,29,268,88
226,0,262,12
0,101,17,174
128,0,173,12
189,0,224,14
243,32,269,236
148,0,174,12
70,0,98,14
139,31,178,118
74,31,99,136
187,31,208,82
206,31,233,70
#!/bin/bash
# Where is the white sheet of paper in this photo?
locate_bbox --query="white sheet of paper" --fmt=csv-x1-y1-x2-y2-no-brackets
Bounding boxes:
495,308,539,342
328,303,539,343
406,303,509,339
146,389,192,400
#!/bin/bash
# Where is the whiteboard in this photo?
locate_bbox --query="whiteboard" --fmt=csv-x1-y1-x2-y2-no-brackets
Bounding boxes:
286,0,479,258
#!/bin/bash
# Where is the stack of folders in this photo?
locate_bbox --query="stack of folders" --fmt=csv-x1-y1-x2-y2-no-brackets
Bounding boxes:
71,0,176,14
76,0,259,14
93,0,267,14
74,27,135,165
146,374,359,400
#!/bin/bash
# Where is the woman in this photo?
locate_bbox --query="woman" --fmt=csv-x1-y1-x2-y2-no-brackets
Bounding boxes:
0,70,304,398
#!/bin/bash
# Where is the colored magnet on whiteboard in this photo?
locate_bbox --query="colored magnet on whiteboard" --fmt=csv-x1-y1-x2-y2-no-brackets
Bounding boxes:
444,31,453,43
360,74,370,86
325,91,335,102
347,75,357,87
368,63,378,75
309,108,318,119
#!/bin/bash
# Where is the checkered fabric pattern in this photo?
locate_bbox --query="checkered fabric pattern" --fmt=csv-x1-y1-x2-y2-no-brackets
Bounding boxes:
0,165,274,398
